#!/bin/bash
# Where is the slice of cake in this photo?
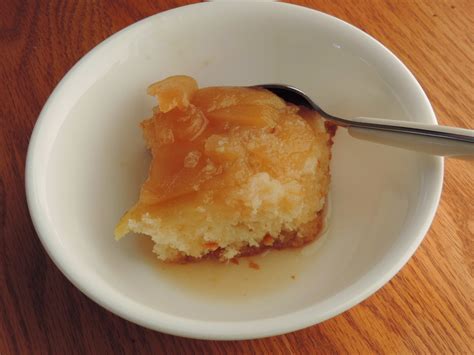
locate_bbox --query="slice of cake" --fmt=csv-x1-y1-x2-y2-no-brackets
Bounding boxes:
115,75,335,262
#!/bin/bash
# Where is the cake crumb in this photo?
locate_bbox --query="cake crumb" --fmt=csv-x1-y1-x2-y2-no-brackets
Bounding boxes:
262,235,274,246
230,258,239,265
203,242,218,250
248,261,260,270
183,150,202,168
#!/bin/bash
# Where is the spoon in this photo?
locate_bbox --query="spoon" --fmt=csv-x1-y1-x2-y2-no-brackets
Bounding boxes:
257,84,474,160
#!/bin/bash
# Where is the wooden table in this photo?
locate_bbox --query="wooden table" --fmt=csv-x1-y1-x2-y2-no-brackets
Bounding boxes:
1,0,472,353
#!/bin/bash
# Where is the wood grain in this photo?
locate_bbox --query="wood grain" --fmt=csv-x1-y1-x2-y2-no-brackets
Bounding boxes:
0,0,472,353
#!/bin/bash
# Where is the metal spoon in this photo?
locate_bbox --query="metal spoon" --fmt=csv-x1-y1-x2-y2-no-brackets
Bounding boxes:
258,84,474,160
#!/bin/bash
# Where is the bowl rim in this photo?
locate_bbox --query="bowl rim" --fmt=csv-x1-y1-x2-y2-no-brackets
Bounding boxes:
25,1,443,340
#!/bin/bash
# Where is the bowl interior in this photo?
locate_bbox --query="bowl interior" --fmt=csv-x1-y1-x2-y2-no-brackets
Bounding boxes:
28,3,441,337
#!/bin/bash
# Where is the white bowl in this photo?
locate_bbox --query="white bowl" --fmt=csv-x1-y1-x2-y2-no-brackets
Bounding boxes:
26,2,442,340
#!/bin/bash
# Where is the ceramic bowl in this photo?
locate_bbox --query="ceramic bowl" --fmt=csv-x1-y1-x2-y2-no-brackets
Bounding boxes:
26,2,442,340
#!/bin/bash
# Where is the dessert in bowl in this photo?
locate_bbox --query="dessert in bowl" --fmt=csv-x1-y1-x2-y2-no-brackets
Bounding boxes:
26,2,442,339
116,75,334,262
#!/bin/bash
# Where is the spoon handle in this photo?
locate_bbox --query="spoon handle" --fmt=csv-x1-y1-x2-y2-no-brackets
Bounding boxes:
345,117,474,160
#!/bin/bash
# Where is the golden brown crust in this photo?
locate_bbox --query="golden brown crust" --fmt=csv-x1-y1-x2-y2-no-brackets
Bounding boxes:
324,120,338,141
